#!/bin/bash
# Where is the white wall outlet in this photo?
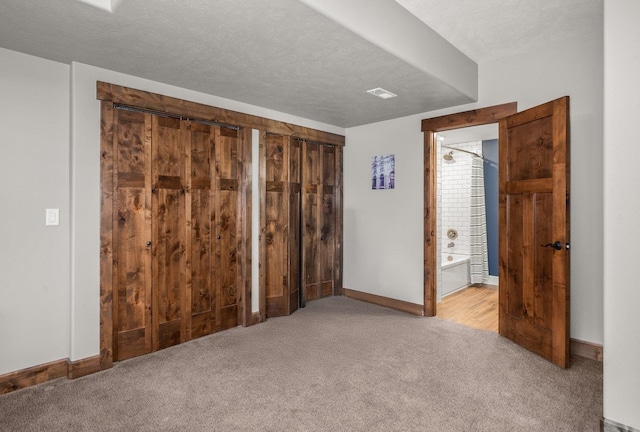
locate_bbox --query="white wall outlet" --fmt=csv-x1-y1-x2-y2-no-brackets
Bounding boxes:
46,209,59,226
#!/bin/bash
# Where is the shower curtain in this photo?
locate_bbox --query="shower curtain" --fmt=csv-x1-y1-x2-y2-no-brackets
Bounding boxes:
470,156,489,284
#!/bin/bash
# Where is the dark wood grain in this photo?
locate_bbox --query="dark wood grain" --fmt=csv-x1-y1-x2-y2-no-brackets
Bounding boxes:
99,101,115,370
258,131,268,322
97,82,345,147
0,360,68,395
499,97,570,368
264,134,297,317
215,128,239,330
99,83,342,367
421,102,517,132
112,109,152,361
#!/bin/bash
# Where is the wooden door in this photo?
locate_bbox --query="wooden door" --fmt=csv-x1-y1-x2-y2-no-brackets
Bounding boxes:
111,108,243,360
498,96,570,367
151,116,187,351
186,121,216,339
264,135,301,317
288,139,301,313
112,109,152,361
302,142,337,302
214,126,241,331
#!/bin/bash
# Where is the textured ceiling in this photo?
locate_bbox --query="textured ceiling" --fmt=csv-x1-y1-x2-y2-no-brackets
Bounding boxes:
0,0,602,128
395,0,603,63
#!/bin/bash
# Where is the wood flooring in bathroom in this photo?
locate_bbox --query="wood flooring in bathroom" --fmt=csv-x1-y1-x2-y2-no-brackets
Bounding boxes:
437,285,498,332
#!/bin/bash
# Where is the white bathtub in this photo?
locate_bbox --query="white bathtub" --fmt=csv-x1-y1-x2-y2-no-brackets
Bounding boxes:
441,253,470,297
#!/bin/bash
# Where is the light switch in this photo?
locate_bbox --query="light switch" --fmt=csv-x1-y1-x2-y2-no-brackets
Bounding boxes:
46,209,59,226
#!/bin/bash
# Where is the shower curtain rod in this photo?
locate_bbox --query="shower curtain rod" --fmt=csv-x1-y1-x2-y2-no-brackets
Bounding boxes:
441,145,483,159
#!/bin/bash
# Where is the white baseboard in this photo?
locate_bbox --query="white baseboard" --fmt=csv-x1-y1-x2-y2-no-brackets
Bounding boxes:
486,275,499,286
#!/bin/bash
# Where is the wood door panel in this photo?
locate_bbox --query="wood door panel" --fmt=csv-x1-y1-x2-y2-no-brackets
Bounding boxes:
303,193,319,290
507,116,553,182
264,135,300,317
220,305,238,331
155,117,182,178
190,312,214,339
115,328,147,361
214,126,240,325
505,194,524,319
112,109,151,362
265,191,286,299
115,110,146,176
321,192,335,284
190,189,213,315
533,193,553,328
288,139,301,313
216,190,238,308
499,96,570,368
152,114,186,350
501,314,552,359
153,189,186,337
157,319,181,350
187,122,215,339
115,189,149,332
216,128,239,180
189,122,212,179
305,284,320,302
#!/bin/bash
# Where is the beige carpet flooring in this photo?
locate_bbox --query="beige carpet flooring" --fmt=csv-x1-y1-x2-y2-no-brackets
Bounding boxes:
0,297,602,431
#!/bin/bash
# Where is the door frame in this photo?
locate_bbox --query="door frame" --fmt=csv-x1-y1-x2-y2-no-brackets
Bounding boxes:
421,102,518,317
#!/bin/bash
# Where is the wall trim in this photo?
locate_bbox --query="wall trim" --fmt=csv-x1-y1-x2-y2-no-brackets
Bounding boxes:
66,355,101,380
97,82,345,147
342,288,424,316
0,355,101,395
571,338,603,362
250,312,265,327
601,418,640,432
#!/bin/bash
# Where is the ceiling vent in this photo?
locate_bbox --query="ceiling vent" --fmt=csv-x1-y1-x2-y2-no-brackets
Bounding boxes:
366,87,398,100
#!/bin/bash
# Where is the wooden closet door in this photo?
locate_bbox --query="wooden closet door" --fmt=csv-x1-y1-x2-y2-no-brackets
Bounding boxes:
302,142,338,301
215,127,241,330
186,122,216,339
112,109,152,361
151,116,187,351
264,135,301,317
319,145,336,298
288,138,301,312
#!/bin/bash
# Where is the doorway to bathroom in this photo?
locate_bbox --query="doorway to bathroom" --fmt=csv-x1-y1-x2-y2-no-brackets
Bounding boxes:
434,124,499,332
422,99,571,368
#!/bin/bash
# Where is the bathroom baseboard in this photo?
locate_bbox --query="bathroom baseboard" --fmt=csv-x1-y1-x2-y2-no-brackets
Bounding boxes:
486,275,499,286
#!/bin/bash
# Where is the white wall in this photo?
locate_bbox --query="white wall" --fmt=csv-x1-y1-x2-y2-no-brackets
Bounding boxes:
344,27,604,345
603,0,640,428
69,62,345,360
0,48,70,374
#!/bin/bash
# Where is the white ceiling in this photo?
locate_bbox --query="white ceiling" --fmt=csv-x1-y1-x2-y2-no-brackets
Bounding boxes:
395,0,603,64
0,0,602,128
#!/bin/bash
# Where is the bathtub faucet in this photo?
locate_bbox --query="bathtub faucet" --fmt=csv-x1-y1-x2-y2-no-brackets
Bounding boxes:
447,242,455,248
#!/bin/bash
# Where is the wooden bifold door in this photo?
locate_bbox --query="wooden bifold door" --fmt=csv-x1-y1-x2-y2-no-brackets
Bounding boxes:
263,134,342,317
111,108,244,361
